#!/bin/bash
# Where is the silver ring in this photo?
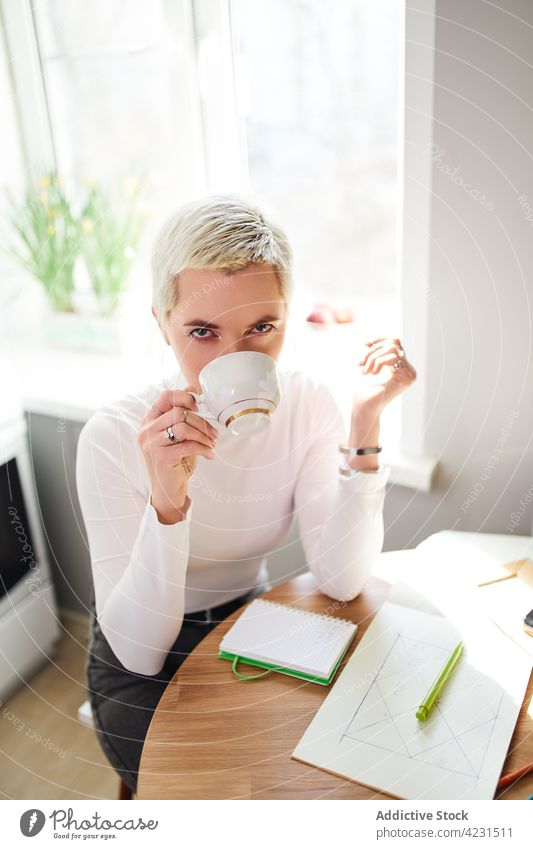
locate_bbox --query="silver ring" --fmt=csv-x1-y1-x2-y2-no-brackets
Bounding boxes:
164,426,178,443
392,344,406,371
183,408,188,424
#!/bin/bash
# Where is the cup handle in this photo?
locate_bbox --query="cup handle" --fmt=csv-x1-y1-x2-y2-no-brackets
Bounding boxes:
186,391,218,424
186,391,203,405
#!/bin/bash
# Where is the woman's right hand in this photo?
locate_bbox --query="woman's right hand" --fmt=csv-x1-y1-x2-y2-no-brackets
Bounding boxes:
138,387,218,524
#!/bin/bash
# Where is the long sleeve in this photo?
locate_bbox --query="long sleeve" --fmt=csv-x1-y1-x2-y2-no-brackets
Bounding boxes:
76,411,192,675
292,382,391,602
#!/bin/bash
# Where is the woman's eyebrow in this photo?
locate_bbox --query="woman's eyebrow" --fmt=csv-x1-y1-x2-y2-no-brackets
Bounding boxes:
182,314,282,329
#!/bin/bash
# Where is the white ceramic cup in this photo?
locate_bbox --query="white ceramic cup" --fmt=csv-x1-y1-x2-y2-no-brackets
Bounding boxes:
187,351,281,436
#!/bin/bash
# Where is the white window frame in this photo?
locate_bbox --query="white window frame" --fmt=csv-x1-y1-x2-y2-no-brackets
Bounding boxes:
393,0,439,489
1,0,54,176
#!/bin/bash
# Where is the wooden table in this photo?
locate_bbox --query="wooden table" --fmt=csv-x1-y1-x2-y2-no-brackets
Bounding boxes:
137,566,533,800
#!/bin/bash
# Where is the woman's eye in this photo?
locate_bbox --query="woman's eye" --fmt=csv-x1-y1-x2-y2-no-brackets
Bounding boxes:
189,328,213,340
251,323,274,334
188,323,274,341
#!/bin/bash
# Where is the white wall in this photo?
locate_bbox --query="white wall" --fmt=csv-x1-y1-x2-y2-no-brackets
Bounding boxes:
385,0,533,549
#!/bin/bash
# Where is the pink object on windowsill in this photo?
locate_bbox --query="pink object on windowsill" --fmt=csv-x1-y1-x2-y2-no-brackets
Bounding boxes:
305,303,356,326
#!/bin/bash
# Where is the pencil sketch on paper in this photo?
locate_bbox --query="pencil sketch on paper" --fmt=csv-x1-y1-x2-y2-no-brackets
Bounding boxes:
291,602,531,799
340,629,504,781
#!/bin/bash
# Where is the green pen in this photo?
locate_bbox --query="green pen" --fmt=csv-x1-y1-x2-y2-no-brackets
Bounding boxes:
416,640,464,721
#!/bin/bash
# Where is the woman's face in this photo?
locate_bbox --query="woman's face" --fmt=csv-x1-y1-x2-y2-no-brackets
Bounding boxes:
153,263,287,390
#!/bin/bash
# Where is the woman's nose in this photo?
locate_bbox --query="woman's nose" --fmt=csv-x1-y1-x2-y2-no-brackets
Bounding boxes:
222,338,249,355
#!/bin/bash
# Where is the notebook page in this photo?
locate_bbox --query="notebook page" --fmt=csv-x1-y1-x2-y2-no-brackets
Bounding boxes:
219,599,357,677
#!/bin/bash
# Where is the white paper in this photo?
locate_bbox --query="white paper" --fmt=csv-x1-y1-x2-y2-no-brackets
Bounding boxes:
292,601,531,799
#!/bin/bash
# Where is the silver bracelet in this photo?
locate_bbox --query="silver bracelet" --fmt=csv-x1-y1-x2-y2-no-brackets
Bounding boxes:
339,443,382,456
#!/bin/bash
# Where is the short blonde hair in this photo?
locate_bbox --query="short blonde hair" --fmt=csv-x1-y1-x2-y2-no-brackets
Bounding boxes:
151,194,293,325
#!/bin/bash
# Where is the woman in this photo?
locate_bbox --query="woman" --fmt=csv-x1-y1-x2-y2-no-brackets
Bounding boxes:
76,195,417,795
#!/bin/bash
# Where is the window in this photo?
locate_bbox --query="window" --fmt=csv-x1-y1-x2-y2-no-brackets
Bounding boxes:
230,0,401,309
193,0,404,452
0,6,26,308
4,1,429,483
30,0,204,211
7,0,400,308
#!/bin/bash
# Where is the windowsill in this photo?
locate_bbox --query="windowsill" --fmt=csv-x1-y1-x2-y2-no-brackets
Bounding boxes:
1,336,164,424
381,449,438,492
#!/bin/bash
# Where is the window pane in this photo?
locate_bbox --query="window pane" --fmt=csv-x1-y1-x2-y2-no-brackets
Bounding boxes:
231,0,400,305
32,0,204,210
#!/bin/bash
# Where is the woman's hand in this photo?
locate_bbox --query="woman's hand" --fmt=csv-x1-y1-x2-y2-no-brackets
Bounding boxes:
138,387,218,524
352,336,417,419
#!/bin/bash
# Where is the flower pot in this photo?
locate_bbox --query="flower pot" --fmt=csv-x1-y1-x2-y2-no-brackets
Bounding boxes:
42,305,125,354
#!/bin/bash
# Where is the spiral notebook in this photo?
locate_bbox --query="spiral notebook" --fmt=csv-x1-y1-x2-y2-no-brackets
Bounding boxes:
218,598,358,685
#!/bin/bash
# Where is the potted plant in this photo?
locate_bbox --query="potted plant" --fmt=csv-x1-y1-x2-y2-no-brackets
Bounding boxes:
79,172,149,317
3,169,150,352
3,171,81,313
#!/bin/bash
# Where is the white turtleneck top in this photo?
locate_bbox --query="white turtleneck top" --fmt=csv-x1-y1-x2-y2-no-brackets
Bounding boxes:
75,367,391,675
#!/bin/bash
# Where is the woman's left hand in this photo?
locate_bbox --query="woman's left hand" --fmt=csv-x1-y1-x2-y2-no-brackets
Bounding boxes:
352,336,417,418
